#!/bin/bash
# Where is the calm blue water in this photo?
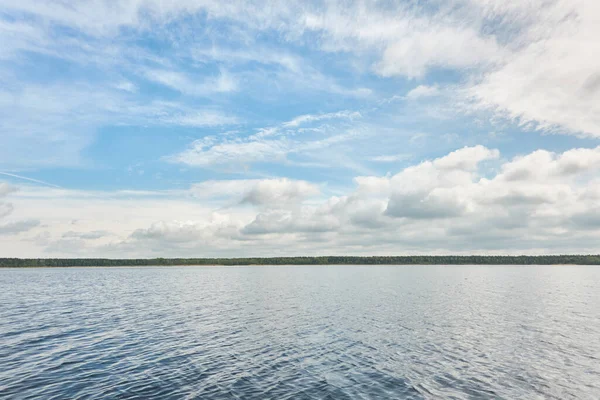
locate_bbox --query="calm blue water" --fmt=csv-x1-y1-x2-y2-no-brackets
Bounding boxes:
1,265,599,399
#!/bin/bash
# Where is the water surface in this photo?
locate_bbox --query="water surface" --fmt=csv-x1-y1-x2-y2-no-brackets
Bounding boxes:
1,265,599,399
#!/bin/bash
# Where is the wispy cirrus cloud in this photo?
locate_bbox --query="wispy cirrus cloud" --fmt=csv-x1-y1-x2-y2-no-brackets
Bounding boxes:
2,0,598,138
166,109,370,172
143,68,238,96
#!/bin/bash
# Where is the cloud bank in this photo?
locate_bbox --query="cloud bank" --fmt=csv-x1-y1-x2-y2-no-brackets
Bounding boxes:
4,145,600,256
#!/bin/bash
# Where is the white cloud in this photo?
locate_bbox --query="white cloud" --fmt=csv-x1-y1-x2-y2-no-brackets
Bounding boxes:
466,0,600,136
167,110,369,169
0,182,17,197
0,172,61,188
0,80,239,168
0,182,40,236
0,202,13,219
241,178,320,206
6,145,600,256
130,218,243,244
143,68,238,96
375,24,503,78
0,183,14,219
282,111,361,128
370,154,410,163
385,146,500,219
0,219,40,235
2,1,600,256
169,137,289,167
242,209,340,235
406,85,440,100
62,230,110,240
2,0,598,137
163,110,239,127
114,80,137,93
196,45,373,98
190,178,320,206
299,1,505,78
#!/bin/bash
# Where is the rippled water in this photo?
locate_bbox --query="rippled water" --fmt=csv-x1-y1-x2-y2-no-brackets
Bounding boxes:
1,265,600,399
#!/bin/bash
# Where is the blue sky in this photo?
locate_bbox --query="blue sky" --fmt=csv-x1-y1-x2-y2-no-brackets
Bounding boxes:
1,0,600,257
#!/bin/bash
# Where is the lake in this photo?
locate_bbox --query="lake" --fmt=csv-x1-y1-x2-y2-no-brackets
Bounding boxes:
1,265,599,399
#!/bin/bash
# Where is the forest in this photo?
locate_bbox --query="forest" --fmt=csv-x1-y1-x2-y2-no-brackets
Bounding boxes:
2,255,600,267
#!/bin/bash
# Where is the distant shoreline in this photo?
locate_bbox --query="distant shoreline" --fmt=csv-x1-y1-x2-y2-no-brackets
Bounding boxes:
2,256,600,267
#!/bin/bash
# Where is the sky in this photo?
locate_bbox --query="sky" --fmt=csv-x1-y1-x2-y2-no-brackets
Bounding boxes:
1,0,600,257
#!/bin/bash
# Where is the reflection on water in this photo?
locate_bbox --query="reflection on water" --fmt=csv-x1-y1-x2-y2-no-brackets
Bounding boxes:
1,265,599,399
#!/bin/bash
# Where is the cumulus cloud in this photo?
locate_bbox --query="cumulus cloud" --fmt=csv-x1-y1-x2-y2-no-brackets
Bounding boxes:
7,145,600,256
114,145,600,255
242,209,340,235
241,178,320,206
190,178,320,207
130,214,245,245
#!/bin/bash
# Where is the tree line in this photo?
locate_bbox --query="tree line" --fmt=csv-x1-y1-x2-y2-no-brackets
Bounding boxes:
2,255,600,267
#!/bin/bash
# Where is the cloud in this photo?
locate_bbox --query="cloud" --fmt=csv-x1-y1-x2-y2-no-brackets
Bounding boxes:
0,203,13,219
114,80,137,93
169,137,289,167
2,0,597,139
129,215,245,245
282,111,361,128
465,0,600,136
191,46,371,98
131,221,209,243
242,209,340,235
2,1,600,257
143,68,238,96
0,182,17,197
383,146,499,219
7,145,600,256
62,230,110,240
0,182,17,219
0,182,40,236
497,147,600,182
0,219,40,235
370,154,410,163
162,110,239,127
406,85,440,100
0,81,239,168
0,172,61,188
167,110,369,169
298,1,505,78
241,178,320,206
190,178,320,208
374,24,503,78
125,145,600,254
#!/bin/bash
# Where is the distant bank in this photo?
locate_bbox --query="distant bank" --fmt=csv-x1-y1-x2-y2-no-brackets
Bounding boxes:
2,256,600,267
